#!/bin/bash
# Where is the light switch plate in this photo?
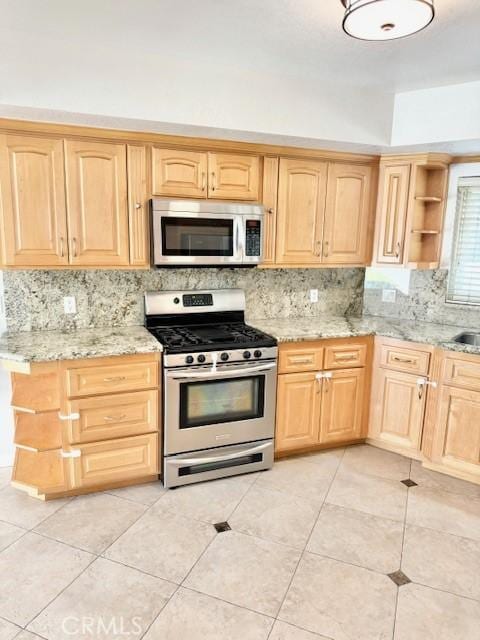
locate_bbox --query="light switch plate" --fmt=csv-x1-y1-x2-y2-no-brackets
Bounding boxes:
309,289,319,303
63,296,77,314
382,289,397,303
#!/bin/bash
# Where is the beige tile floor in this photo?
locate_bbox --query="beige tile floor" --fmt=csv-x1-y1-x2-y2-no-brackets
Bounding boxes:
0,444,479,639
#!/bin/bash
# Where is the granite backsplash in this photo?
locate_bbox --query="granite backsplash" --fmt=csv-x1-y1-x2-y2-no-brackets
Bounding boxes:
364,268,480,330
1,267,365,332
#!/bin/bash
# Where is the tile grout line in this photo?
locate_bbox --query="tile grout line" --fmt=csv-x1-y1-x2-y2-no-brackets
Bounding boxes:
266,448,347,639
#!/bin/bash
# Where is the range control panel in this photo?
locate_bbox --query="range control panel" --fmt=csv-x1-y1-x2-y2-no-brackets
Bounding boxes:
245,220,262,256
181,293,214,307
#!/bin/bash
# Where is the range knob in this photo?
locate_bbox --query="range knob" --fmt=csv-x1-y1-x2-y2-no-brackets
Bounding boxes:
197,354,206,363
185,355,194,365
243,351,252,360
220,352,229,361
254,350,262,358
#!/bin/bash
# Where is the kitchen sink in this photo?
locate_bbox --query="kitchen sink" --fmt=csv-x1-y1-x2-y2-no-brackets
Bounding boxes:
453,332,480,346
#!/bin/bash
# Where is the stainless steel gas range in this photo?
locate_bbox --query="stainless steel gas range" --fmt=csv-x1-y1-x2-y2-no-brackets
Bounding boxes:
145,289,278,488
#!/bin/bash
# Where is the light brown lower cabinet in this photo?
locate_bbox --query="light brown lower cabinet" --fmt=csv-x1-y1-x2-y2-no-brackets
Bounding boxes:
275,372,321,452
369,368,426,457
319,368,365,445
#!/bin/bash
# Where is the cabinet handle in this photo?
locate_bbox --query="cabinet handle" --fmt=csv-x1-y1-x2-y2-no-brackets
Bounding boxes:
335,354,356,361
61,449,81,459
104,414,127,422
201,172,207,191
135,202,142,210
290,356,313,364
323,240,329,258
266,207,274,215
58,412,80,421
395,241,402,258
72,237,78,258
59,237,65,258
392,356,415,364
314,240,322,257
417,378,425,400
211,172,216,191
103,376,127,383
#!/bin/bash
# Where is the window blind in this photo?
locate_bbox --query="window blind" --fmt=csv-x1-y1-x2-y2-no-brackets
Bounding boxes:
447,177,480,305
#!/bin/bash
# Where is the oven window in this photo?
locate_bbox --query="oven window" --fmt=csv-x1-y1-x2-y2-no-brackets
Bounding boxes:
162,217,234,256
179,376,265,429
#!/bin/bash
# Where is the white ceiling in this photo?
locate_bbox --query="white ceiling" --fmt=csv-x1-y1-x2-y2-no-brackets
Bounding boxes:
2,0,479,93
1,0,480,152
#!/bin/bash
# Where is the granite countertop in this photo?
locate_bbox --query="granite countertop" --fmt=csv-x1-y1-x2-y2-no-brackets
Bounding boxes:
248,315,480,355
0,326,163,363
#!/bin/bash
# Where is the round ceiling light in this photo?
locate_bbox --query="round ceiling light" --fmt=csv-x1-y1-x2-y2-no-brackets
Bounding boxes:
341,0,435,41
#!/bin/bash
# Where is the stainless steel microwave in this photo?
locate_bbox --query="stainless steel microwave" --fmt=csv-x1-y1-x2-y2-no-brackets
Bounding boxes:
151,199,264,266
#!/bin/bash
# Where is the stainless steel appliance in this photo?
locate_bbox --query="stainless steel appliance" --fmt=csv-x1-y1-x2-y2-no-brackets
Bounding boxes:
145,289,277,488
151,199,264,266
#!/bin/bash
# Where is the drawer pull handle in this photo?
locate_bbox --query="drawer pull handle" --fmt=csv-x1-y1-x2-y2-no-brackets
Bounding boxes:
103,376,127,383
335,354,356,361
104,414,127,422
392,356,415,364
290,357,313,364
58,412,80,421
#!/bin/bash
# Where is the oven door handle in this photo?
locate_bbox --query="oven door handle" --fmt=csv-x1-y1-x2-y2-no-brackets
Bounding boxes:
167,441,271,466
169,362,276,380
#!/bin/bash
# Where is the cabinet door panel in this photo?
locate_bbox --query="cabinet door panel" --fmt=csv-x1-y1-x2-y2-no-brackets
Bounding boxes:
0,135,68,266
431,386,480,479
276,372,321,452
261,156,279,264
323,163,372,265
152,148,207,198
65,140,129,265
127,145,150,266
208,153,259,200
374,163,410,264
276,159,327,264
320,368,365,444
369,368,425,454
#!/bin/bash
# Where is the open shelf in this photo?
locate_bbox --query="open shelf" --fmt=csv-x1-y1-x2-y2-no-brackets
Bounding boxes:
12,447,67,495
14,411,63,452
11,371,60,414
415,196,443,203
411,229,440,235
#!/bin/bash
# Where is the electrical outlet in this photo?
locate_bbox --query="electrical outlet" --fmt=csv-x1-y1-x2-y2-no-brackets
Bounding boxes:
309,289,319,303
63,296,77,314
382,289,397,303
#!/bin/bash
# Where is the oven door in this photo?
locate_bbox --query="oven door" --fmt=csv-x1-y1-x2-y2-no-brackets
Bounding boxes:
153,211,243,265
164,360,277,455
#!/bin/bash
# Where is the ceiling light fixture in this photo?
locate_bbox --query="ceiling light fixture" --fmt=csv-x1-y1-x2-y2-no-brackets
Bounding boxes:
341,0,435,41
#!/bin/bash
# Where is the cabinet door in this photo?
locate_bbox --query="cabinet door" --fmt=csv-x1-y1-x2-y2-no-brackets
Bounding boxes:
127,145,150,266
151,148,207,198
0,134,68,266
276,159,327,265
65,140,129,266
261,156,279,264
208,152,259,200
322,163,372,265
374,163,411,265
276,372,321,452
319,368,365,444
369,368,426,454
430,385,480,480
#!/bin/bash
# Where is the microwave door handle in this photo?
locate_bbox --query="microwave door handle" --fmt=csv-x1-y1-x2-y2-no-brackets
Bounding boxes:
168,441,271,466
170,362,276,380
234,217,242,258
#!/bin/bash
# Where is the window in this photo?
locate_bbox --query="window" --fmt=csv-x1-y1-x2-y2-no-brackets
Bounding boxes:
447,177,480,305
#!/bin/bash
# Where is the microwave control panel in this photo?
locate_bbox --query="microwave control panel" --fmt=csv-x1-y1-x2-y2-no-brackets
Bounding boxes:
245,220,262,256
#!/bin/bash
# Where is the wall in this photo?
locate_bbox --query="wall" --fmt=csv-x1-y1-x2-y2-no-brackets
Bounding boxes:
364,268,480,329
2,267,365,333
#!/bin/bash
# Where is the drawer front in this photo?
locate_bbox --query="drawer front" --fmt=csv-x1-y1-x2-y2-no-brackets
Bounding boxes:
278,345,324,373
65,361,158,398
324,344,367,370
379,344,430,375
66,390,159,444
70,433,158,488
443,356,480,391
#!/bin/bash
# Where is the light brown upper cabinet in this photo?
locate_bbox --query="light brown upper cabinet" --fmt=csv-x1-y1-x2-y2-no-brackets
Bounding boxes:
323,163,373,265
151,148,260,201
65,141,129,266
275,159,374,267
151,148,207,198
127,145,150,267
261,157,279,264
276,158,327,265
373,153,451,269
0,135,69,267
